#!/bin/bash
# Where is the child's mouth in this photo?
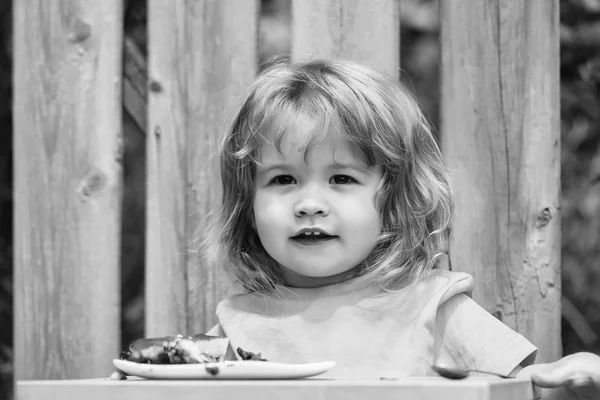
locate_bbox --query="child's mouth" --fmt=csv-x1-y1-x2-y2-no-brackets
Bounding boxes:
290,233,337,246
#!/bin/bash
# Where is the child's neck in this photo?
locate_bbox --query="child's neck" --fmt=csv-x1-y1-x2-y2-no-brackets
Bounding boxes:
281,266,360,289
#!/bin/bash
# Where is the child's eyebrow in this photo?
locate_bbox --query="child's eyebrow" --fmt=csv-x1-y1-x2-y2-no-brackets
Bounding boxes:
330,161,371,173
256,163,289,174
256,162,372,174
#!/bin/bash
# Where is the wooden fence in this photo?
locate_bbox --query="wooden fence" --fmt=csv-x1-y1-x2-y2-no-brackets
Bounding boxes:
13,0,560,380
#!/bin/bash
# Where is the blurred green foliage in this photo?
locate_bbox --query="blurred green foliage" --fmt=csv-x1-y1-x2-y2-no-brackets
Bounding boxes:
1,0,599,398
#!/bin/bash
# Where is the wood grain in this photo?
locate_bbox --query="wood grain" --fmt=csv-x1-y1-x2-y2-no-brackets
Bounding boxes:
13,0,123,379
292,0,401,78
146,0,258,337
440,0,561,362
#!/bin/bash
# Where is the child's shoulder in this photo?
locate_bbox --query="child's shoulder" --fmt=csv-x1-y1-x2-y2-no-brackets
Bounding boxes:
368,269,476,314
216,291,274,316
414,269,474,302
217,292,250,310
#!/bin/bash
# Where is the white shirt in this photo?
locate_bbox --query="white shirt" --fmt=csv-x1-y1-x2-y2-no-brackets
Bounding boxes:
207,270,537,379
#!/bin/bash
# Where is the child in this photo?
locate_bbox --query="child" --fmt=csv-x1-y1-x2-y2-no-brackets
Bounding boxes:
203,59,599,396
520,352,600,400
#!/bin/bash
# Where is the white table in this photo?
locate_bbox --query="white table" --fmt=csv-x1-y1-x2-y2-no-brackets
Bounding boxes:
17,377,541,400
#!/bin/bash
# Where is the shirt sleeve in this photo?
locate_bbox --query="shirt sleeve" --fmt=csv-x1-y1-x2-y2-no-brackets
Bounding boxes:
435,293,538,377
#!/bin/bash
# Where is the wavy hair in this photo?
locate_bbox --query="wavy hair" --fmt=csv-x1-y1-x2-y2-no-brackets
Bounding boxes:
203,59,453,295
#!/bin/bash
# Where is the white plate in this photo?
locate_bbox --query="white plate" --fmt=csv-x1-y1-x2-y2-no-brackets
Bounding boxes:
113,359,336,380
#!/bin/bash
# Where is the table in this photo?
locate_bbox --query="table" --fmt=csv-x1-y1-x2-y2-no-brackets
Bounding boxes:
17,377,541,400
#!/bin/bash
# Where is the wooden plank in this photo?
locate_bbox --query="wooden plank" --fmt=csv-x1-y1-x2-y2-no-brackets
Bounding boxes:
440,0,561,362
13,0,123,379
146,0,258,336
16,378,540,400
291,0,401,78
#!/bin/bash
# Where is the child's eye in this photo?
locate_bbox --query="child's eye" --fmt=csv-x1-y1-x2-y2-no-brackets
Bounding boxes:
330,175,357,185
270,175,295,185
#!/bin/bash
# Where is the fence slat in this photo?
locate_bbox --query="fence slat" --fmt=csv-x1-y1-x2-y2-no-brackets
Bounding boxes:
13,0,123,379
440,0,561,362
292,0,401,78
147,0,258,336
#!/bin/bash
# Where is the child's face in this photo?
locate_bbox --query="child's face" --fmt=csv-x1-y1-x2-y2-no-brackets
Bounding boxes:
253,130,382,288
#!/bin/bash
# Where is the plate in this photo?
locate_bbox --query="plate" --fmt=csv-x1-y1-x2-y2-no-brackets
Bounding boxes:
113,359,336,380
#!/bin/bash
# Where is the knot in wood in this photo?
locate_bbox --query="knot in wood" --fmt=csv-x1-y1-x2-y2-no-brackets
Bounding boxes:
70,18,91,43
149,80,163,93
492,311,503,322
536,208,552,228
78,169,107,200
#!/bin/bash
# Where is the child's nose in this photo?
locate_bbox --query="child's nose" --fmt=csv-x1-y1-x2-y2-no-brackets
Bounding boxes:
293,196,329,217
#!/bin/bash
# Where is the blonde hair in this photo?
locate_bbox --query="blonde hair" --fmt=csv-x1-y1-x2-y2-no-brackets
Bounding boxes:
204,59,453,295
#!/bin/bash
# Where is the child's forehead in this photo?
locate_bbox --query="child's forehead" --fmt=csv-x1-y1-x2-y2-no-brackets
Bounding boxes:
259,129,363,164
